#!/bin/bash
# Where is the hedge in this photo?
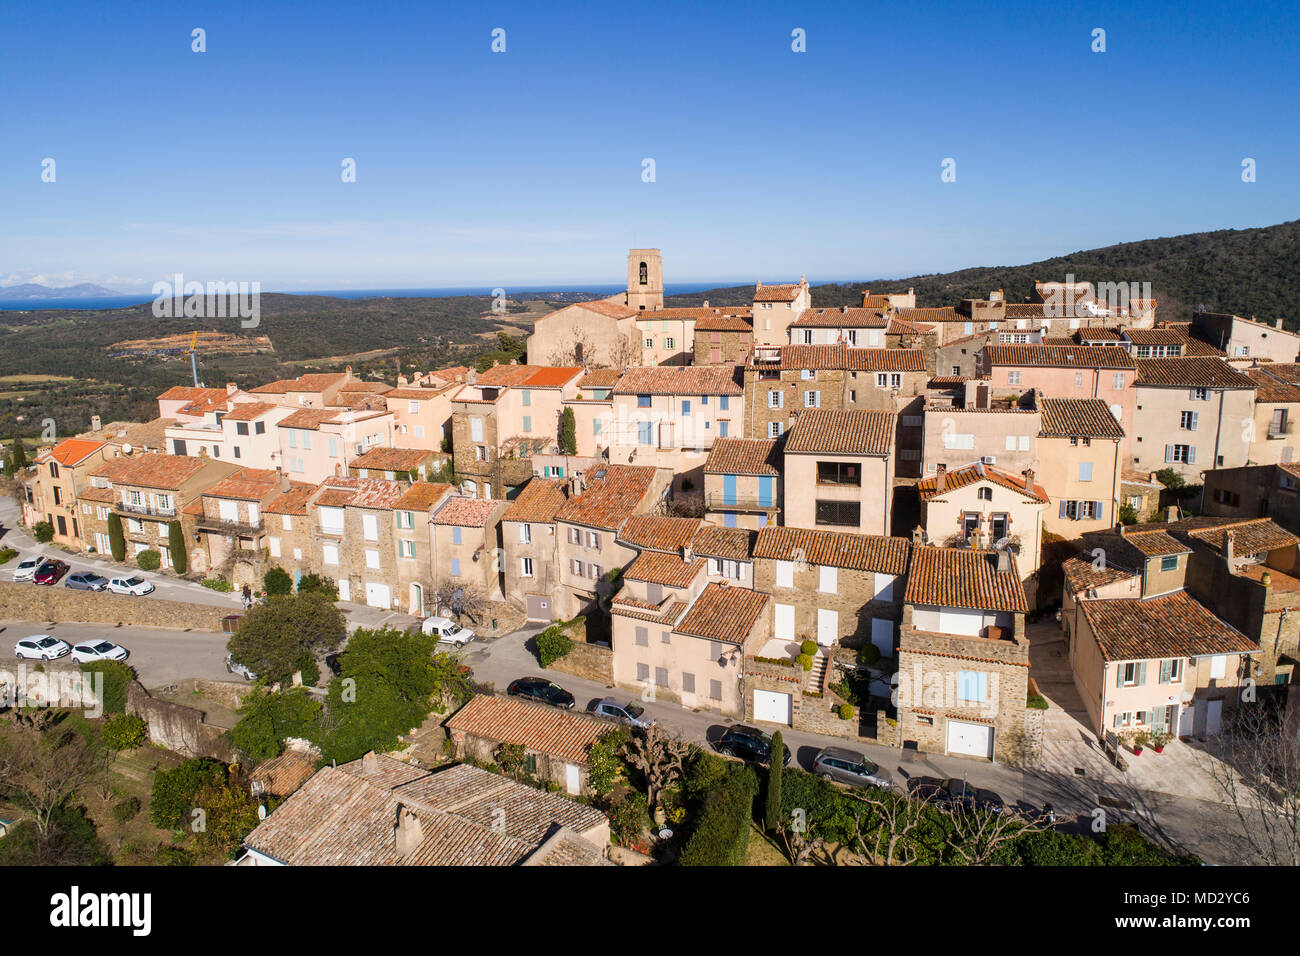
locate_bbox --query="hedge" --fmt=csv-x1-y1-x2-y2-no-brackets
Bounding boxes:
680,757,757,866
536,625,574,667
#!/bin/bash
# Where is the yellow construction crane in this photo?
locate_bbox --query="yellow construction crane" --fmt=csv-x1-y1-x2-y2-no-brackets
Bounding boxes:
184,331,202,387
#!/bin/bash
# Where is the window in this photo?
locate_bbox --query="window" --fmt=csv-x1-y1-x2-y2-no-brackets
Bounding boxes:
522,415,532,432
363,513,378,541
963,512,980,537
520,389,531,407
637,663,650,682
816,461,860,485
235,422,249,436
719,420,729,437
1190,388,1209,401
801,369,816,381
804,390,820,408
587,531,601,548
1079,462,1093,481
719,396,729,411
644,338,654,349
288,430,297,449
1165,444,1195,464
775,560,794,588
451,527,462,545
682,672,695,694
450,558,461,576
768,422,783,438
957,671,988,703
399,540,416,559
681,400,691,415
1112,373,1125,390
1160,555,1178,573
470,418,484,441
1180,411,1199,431
635,626,649,647
815,500,860,527
768,390,784,409
397,510,414,530
1074,372,1083,387
655,667,669,688
1160,658,1183,683
365,549,380,569
1209,655,1227,679
1007,371,1021,386
977,487,993,501
848,390,857,403
664,337,674,350
323,544,339,566
520,557,534,577
519,523,531,543
1120,662,1144,686
709,680,722,701
637,394,652,408
990,513,1008,540
818,565,837,594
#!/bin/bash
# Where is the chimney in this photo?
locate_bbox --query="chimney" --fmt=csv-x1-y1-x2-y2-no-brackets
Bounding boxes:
466,369,477,384
397,373,409,386
682,545,694,564
1023,468,1034,492
362,751,377,773
912,525,924,545
226,382,237,395
90,414,101,432
280,473,291,493
935,463,947,494
996,549,1011,573
1166,505,1179,523
1277,318,1285,330
841,305,848,314
394,804,423,859
1224,530,1235,567
344,365,353,380
702,300,709,308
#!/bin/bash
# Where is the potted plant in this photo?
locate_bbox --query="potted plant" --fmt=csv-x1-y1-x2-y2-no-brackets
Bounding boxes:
1150,730,1171,753
1131,730,1150,756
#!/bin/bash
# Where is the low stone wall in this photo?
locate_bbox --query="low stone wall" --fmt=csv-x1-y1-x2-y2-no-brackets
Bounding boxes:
548,640,613,685
1020,707,1045,767
0,581,229,631
794,695,859,739
126,680,234,762
875,711,900,748
191,677,263,712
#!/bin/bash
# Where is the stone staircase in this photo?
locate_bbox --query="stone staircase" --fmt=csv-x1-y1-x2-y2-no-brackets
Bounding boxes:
805,652,828,693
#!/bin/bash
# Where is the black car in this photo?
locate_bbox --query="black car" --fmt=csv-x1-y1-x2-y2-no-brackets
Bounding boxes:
715,725,792,766
325,653,344,678
506,677,575,710
912,777,1004,813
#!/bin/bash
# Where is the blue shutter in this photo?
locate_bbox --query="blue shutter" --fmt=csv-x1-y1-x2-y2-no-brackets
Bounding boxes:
452,527,462,545
1079,462,1092,481
682,400,691,415
1095,500,1104,522
719,420,729,437
723,474,737,505
451,558,461,576
758,476,773,508
724,512,738,528
1165,444,1175,463
720,396,729,410
1188,446,1197,464
1059,499,1068,519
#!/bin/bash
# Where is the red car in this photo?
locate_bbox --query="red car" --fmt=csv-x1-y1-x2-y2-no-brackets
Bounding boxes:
34,559,70,585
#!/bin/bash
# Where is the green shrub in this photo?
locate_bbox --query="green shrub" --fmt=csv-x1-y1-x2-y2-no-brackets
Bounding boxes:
296,573,339,600
136,549,161,571
609,791,648,847
201,577,233,592
230,687,323,764
80,660,136,714
795,653,813,671
263,566,293,596
560,407,577,455
837,703,855,720
112,795,142,824
536,626,573,667
32,521,54,543
680,761,757,866
765,731,784,832
150,758,227,830
799,640,818,657
1027,693,1049,710
102,713,147,751
586,727,629,798
858,643,882,666
0,547,17,565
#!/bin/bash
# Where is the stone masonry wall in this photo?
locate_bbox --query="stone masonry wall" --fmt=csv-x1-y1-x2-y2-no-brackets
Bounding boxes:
0,581,230,631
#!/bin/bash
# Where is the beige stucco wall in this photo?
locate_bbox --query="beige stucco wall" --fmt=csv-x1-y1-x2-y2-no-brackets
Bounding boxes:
1130,385,1255,481
922,482,1045,576
1038,436,1121,538
782,452,893,536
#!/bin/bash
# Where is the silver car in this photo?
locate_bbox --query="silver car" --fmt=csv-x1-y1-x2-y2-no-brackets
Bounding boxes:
812,746,894,790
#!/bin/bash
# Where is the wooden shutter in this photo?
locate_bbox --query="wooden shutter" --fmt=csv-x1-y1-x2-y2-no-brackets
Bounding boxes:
1095,500,1105,522
1164,444,1175,462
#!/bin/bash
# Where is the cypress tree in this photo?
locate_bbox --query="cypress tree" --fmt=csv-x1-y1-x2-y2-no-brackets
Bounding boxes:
560,407,577,456
765,730,784,832
107,512,126,562
168,520,187,574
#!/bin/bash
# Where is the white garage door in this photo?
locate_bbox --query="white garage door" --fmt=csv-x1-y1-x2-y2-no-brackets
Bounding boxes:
753,689,792,726
946,719,993,759
816,608,838,645
365,582,391,609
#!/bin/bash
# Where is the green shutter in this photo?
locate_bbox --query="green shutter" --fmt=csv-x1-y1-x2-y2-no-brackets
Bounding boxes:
1159,659,1172,684
1135,661,1147,686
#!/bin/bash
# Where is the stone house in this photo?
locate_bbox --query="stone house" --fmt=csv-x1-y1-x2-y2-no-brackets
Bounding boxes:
1203,463,1300,534
896,545,1031,762
782,408,897,536
391,481,456,617
752,526,910,663
347,446,445,481
262,479,318,584
690,525,756,590
196,467,288,572
702,437,782,530
1130,358,1256,481
1036,397,1125,539
429,495,509,604
449,365,584,500
744,345,850,441
27,438,116,550
444,694,611,796
306,476,406,608
500,477,570,621
1120,470,1165,523
693,313,754,365
751,278,812,346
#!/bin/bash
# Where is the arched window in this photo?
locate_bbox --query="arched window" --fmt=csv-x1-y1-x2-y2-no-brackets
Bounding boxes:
639,261,648,285
574,341,584,363
977,487,993,501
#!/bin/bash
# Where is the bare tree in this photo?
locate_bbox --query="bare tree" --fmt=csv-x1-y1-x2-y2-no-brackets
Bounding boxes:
548,327,595,368
431,580,490,626
622,725,689,815
0,716,103,836
775,819,827,865
850,789,934,866
941,801,1045,865
1206,698,1300,866
606,332,642,369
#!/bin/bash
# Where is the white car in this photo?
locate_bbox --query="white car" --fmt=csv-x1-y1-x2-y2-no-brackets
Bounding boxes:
421,616,475,646
107,575,155,596
14,635,72,660
225,653,257,681
13,556,43,582
70,640,129,663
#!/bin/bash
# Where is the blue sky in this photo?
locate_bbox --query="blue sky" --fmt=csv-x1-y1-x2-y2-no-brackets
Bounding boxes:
1,0,1297,292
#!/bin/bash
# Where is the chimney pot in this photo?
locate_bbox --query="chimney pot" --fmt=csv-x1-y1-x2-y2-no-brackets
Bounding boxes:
226,382,237,395
394,804,423,858
90,414,101,432
1224,529,1235,566
1023,468,1034,492
362,751,377,772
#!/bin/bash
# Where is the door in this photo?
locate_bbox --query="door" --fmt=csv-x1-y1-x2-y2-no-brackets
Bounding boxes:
564,763,581,796
526,593,550,621
1178,704,1194,737
946,719,994,759
753,689,792,726
871,618,893,657
816,608,838,646
365,582,390,609
1205,699,1223,735
338,578,351,602
409,583,423,616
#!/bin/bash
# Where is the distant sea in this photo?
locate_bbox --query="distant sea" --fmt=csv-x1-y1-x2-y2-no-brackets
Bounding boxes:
0,281,754,312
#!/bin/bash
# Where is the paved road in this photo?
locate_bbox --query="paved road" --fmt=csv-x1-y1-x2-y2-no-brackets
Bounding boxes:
464,625,1248,864
0,619,231,685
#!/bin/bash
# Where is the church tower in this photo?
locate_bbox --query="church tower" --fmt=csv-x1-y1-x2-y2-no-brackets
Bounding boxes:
626,248,664,310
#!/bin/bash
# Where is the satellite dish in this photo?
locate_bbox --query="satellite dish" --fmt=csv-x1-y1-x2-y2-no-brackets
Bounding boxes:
994,537,1011,550
257,804,267,820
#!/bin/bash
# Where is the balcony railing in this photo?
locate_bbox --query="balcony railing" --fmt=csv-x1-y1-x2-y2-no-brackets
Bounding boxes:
706,492,778,512
117,501,176,518
1268,421,1295,440
197,515,265,536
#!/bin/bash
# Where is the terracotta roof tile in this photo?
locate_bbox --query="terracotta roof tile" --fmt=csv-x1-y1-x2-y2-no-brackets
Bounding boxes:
349,447,434,472
984,344,1137,369
1246,369,1300,404
249,372,347,395
674,583,769,643
393,482,453,512
785,409,895,456
618,515,701,552
694,314,754,332
689,526,755,561
753,527,909,574
502,478,570,524
703,438,781,476
613,365,742,396
569,300,638,319
917,462,1049,503
753,283,801,302
555,465,659,531
43,438,107,467
576,369,623,389
279,408,342,430
896,307,960,323
264,481,316,516
1177,517,1300,556
202,467,282,501
431,496,503,528
622,550,706,588
89,452,216,491
1080,591,1256,662
221,401,278,422
314,476,407,510
791,308,888,329
1135,358,1255,388
1062,555,1138,593
445,694,609,764
1038,398,1126,439
904,545,1028,613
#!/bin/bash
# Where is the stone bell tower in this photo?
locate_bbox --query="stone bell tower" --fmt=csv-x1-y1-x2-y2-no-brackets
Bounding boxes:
626,248,663,311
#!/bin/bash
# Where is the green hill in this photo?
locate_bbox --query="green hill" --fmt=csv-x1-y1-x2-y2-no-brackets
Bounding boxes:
666,219,1300,326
